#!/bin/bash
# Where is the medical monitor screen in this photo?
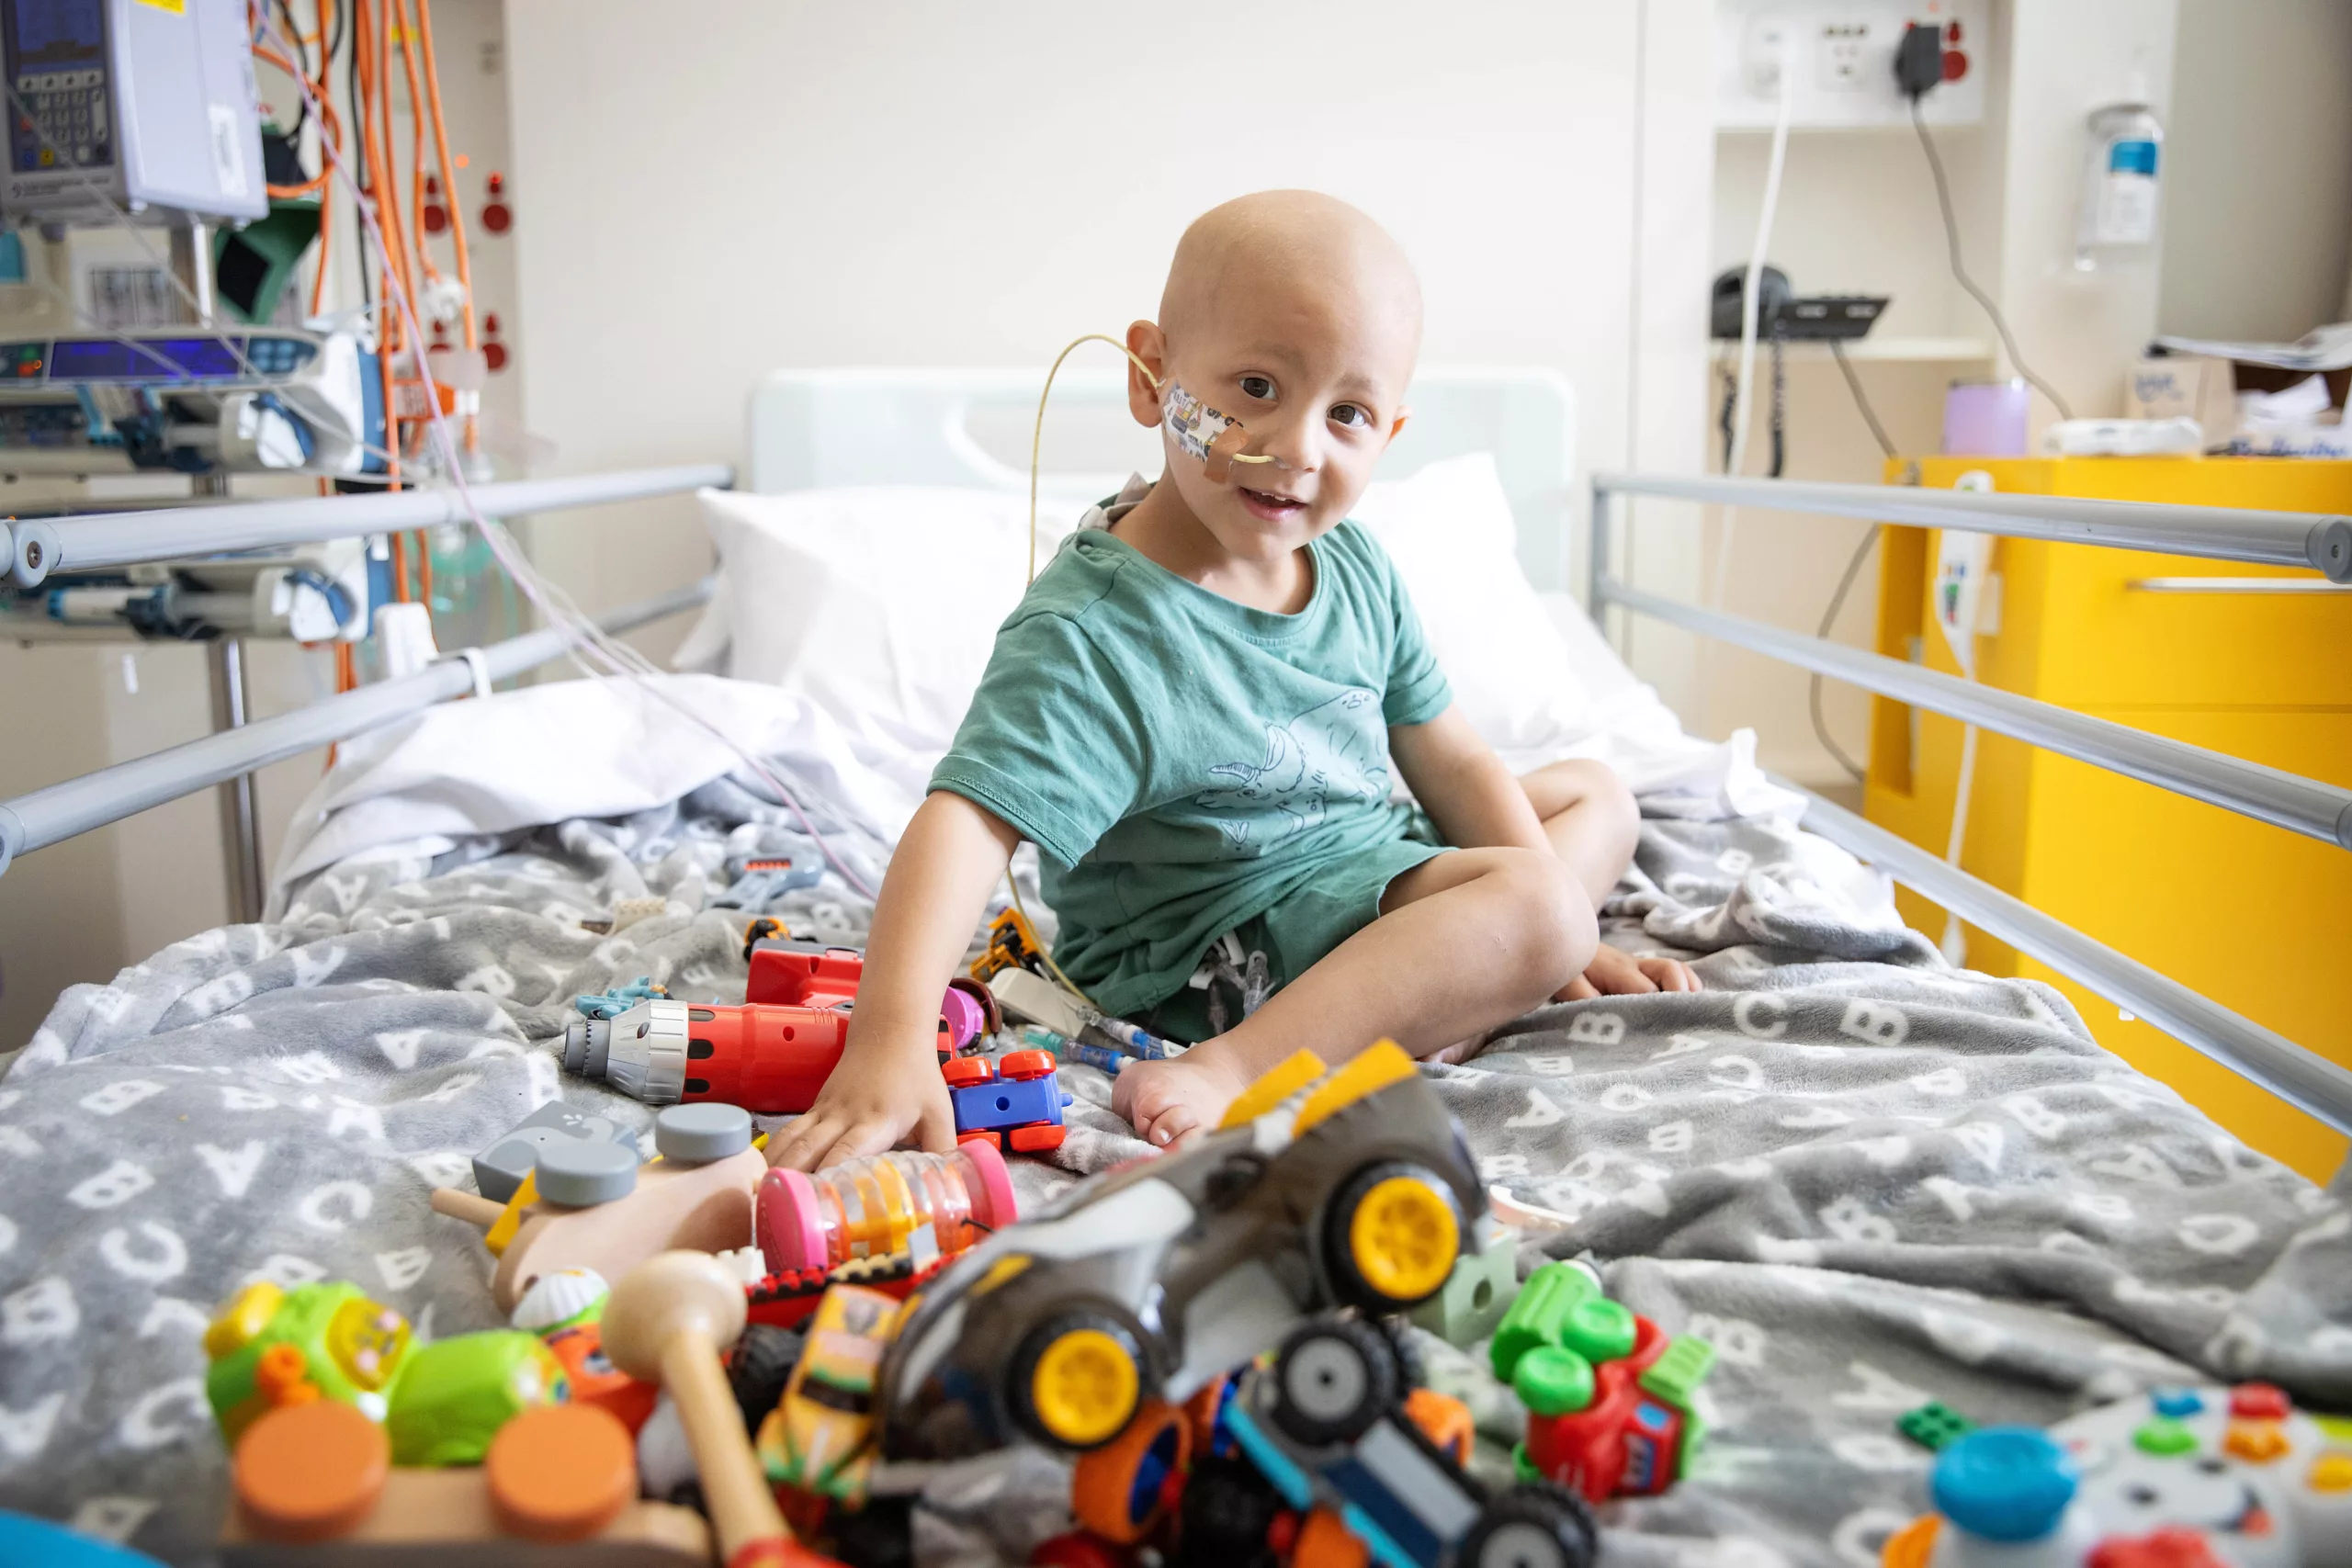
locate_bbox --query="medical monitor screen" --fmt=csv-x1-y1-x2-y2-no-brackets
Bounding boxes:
9,0,106,68
49,337,246,382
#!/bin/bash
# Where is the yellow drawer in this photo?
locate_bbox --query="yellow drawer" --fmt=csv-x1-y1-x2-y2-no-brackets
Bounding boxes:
1876,705,2351,1182
1900,457,2352,710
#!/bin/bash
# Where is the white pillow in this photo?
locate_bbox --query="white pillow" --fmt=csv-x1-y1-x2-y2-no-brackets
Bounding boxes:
684,485,1074,762
686,456,1631,771
1347,453,1592,753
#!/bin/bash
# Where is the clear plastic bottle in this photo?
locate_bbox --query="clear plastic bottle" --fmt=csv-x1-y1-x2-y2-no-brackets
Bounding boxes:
756,1140,1017,1276
2075,101,2164,270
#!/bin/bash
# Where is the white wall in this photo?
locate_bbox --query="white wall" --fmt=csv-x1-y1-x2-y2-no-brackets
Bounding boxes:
1700,0,2183,788
502,0,1715,668
2159,0,2352,342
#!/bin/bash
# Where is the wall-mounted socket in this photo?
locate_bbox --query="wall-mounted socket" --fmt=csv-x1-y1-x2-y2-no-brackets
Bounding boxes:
1717,0,1987,130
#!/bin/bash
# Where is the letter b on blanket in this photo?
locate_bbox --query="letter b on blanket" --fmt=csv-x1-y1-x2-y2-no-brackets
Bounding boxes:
1838,1000,1909,1046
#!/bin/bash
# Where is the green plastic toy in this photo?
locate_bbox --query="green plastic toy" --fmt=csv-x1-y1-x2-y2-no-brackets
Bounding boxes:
384,1330,571,1466
202,1280,413,1445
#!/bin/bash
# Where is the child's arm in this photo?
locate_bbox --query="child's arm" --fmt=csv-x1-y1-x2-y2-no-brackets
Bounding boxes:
764,791,1021,1172
1387,705,1555,857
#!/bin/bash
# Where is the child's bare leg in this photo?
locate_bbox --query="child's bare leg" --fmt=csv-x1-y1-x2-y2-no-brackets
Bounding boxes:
1112,848,1594,1146
1521,757,1699,1000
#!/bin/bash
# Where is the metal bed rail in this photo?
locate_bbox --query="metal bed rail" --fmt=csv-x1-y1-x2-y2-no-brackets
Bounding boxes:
0,575,716,881
3,463,736,584
1588,471,2352,1135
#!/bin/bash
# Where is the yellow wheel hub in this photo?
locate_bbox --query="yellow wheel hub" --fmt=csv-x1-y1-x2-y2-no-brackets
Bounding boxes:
1348,1176,1460,1302
1030,1327,1140,1448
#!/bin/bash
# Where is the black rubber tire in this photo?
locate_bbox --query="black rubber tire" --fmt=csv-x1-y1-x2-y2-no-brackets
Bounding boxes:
728,1324,805,1434
1322,1160,1466,1314
831,1495,917,1568
1454,1483,1600,1568
1005,1309,1147,1453
1268,1314,1400,1448
1173,1453,1284,1568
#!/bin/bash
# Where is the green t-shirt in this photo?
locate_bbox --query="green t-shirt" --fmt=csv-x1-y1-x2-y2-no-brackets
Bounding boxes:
928,501,1453,1016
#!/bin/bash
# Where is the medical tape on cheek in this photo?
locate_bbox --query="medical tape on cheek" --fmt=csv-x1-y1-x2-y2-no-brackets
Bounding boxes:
1160,381,1268,483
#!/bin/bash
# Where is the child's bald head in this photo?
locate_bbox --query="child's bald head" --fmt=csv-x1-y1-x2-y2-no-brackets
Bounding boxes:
1124,192,1422,558
1159,190,1423,369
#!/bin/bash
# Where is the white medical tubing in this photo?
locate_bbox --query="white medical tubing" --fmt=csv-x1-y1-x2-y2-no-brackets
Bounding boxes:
1713,33,1795,612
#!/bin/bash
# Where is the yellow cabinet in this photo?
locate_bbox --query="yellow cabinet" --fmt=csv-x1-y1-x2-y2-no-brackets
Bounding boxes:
1865,457,2352,1182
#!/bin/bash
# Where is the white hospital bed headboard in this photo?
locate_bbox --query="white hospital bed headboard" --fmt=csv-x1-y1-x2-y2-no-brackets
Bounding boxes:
745,367,1578,591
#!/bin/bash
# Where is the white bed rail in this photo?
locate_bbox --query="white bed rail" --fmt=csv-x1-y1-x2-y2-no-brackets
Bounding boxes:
0,462,730,898
3,463,734,585
1589,471,2352,1135
0,576,715,882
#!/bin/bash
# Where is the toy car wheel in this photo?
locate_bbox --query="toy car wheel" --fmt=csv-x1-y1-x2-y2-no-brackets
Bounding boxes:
1177,1453,1286,1566
832,1495,917,1568
1269,1315,1400,1448
1072,1397,1191,1543
1454,1483,1598,1568
1009,1311,1147,1452
943,1056,996,1089
1324,1161,1464,1313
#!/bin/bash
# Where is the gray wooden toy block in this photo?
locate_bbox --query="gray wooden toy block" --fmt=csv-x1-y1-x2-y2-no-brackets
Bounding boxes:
471,1100,643,1203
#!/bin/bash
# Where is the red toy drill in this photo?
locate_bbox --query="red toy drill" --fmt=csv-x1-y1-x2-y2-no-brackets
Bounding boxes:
559,941,1001,1114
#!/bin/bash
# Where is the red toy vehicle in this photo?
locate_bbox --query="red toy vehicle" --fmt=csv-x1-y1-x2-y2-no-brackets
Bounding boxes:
1488,1262,1714,1505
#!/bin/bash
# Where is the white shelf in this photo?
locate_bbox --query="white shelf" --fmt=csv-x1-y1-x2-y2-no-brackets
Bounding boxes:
1713,336,1996,364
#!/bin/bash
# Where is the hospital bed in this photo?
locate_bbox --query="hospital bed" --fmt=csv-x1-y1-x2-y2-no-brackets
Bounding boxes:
0,367,2346,1566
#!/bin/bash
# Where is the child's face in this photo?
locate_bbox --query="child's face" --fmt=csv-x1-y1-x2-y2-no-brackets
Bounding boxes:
1131,270,1418,562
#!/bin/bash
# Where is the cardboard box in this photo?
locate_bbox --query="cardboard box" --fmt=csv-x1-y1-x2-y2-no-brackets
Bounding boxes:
2128,355,2236,443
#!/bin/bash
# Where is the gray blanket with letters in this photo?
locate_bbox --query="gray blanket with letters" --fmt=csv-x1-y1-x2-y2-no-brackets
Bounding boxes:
2,776,2345,1567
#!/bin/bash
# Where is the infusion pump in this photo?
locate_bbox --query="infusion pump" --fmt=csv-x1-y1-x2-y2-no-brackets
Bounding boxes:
0,323,385,478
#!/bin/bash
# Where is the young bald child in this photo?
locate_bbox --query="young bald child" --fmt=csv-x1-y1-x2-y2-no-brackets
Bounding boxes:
768,189,1695,1171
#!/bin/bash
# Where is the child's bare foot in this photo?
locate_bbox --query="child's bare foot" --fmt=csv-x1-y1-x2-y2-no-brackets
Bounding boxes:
1554,941,1702,1003
1111,1044,1255,1149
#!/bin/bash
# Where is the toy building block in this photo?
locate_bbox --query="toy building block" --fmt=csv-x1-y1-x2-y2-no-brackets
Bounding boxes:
1895,1400,1976,1452
1487,1261,1716,1505
1490,1260,1623,1382
713,855,824,913
220,1396,712,1564
472,1100,647,1205
601,1252,833,1568
943,1049,1071,1154
1409,1228,1519,1347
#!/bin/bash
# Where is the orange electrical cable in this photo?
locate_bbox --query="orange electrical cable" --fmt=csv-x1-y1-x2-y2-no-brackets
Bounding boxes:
354,0,404,492
390,0,441,285
304,0,336,315
389,528,411,603
409,0,481,455
414,527,433,605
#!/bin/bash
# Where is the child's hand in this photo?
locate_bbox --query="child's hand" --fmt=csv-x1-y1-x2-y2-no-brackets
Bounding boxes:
765,1026,956,1171
1554,942,1701,1002
1111,1047,1253,1151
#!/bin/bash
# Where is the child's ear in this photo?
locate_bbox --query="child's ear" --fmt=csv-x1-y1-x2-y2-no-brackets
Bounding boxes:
1125,321,1168,429
1387,406,1412,444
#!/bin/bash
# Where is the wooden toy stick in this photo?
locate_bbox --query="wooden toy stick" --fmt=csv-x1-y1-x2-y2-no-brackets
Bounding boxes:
431,1188,506,1228
603,1252,800,1568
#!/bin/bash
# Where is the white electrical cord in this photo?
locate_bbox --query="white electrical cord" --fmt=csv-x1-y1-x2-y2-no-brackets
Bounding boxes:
257,14,879,901
1710,34,1796,612
1939,722,1978,967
